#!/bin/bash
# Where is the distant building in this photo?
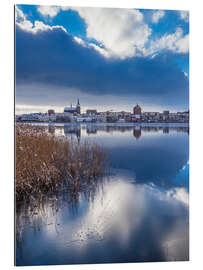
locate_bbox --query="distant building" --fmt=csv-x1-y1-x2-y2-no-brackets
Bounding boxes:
48,109,56,122
76,98,81,114
38,114,49,122
21,114,39,122
163,110,170,116
55,113,72,122
86,109,97,115
118,118,126,123
163,110,170,121
64,105,75,114
133,104,142,115
132,114,141,122
48,109,55,116
142,112,160,122
64,99,81,114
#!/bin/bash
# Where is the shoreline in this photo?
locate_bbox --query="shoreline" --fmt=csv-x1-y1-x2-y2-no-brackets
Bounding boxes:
16,122,189,128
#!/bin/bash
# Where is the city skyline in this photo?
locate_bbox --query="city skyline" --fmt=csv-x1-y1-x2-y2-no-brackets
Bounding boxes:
15,5,189,114
16,99,189,124
16,98,189,115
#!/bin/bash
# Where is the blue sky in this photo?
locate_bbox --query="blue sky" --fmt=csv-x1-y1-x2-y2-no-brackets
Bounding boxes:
15,5,189,114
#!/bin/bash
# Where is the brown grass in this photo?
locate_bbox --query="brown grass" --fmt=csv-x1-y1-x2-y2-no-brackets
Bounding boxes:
15,124,107,202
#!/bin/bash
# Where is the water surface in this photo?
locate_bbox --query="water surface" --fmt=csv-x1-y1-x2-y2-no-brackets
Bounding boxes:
16,123,189,265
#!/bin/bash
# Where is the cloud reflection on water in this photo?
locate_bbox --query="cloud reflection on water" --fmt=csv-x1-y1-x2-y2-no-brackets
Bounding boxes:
16,124,189,265
16,172,189,265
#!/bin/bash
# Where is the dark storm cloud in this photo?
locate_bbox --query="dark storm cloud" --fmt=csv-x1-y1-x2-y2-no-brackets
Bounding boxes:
16,25,189,108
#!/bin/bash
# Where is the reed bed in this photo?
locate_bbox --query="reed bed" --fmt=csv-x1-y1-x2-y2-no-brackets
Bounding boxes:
15,124,107,202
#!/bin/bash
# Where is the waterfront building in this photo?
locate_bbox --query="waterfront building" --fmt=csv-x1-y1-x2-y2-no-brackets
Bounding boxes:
86,109,97,115
49,114,56,122
133,104,142,115
97,114,107,122
64,99,81,114
38,113,49,122
76,117,85,122
118,118,126,123
106,112,118,122
76,98,80,114
48,109,55,116
163,110,170,116
20,114,39,122
48,109,56,121
132,114,141,122
55,113,72,122
16,101,189,124
142,112,161,122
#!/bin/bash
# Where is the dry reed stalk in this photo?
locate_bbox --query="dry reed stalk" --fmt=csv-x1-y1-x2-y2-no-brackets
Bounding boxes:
15,124,107,202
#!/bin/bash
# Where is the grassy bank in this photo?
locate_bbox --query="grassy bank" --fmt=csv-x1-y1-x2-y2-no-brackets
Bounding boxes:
15,124,107,202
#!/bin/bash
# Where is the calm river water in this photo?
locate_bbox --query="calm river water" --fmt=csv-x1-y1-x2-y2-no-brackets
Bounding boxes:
16,123,189,265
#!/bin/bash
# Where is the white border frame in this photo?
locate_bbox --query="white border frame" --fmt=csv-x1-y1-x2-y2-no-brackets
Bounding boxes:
1,0,203,269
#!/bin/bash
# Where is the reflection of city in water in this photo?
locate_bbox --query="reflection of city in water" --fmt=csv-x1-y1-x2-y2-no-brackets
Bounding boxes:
16,122,189,266
48,123,189,141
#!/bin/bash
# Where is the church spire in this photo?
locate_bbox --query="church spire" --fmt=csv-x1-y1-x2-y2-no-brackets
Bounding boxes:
76,98,81,114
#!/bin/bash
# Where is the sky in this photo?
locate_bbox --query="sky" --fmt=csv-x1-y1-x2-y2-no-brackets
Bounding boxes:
15,5,189,114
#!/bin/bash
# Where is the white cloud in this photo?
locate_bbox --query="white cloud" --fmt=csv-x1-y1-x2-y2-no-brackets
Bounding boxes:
66,7,152,59
152,10,165,24
15,6,26,21
17,19,67,34
15,7,67,34
89,43,110,58
73,36,110,57
179,10,189,22
37,5,61,18
73,36,86,46
167,187,189,206
16,6,189,59
16,6,110,59
146,27,189,55
34,21,67,33
175,34,189,53
50,6,188,58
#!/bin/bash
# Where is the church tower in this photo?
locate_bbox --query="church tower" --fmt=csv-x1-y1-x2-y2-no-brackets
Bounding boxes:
133,104,141,115
76,98,81,114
